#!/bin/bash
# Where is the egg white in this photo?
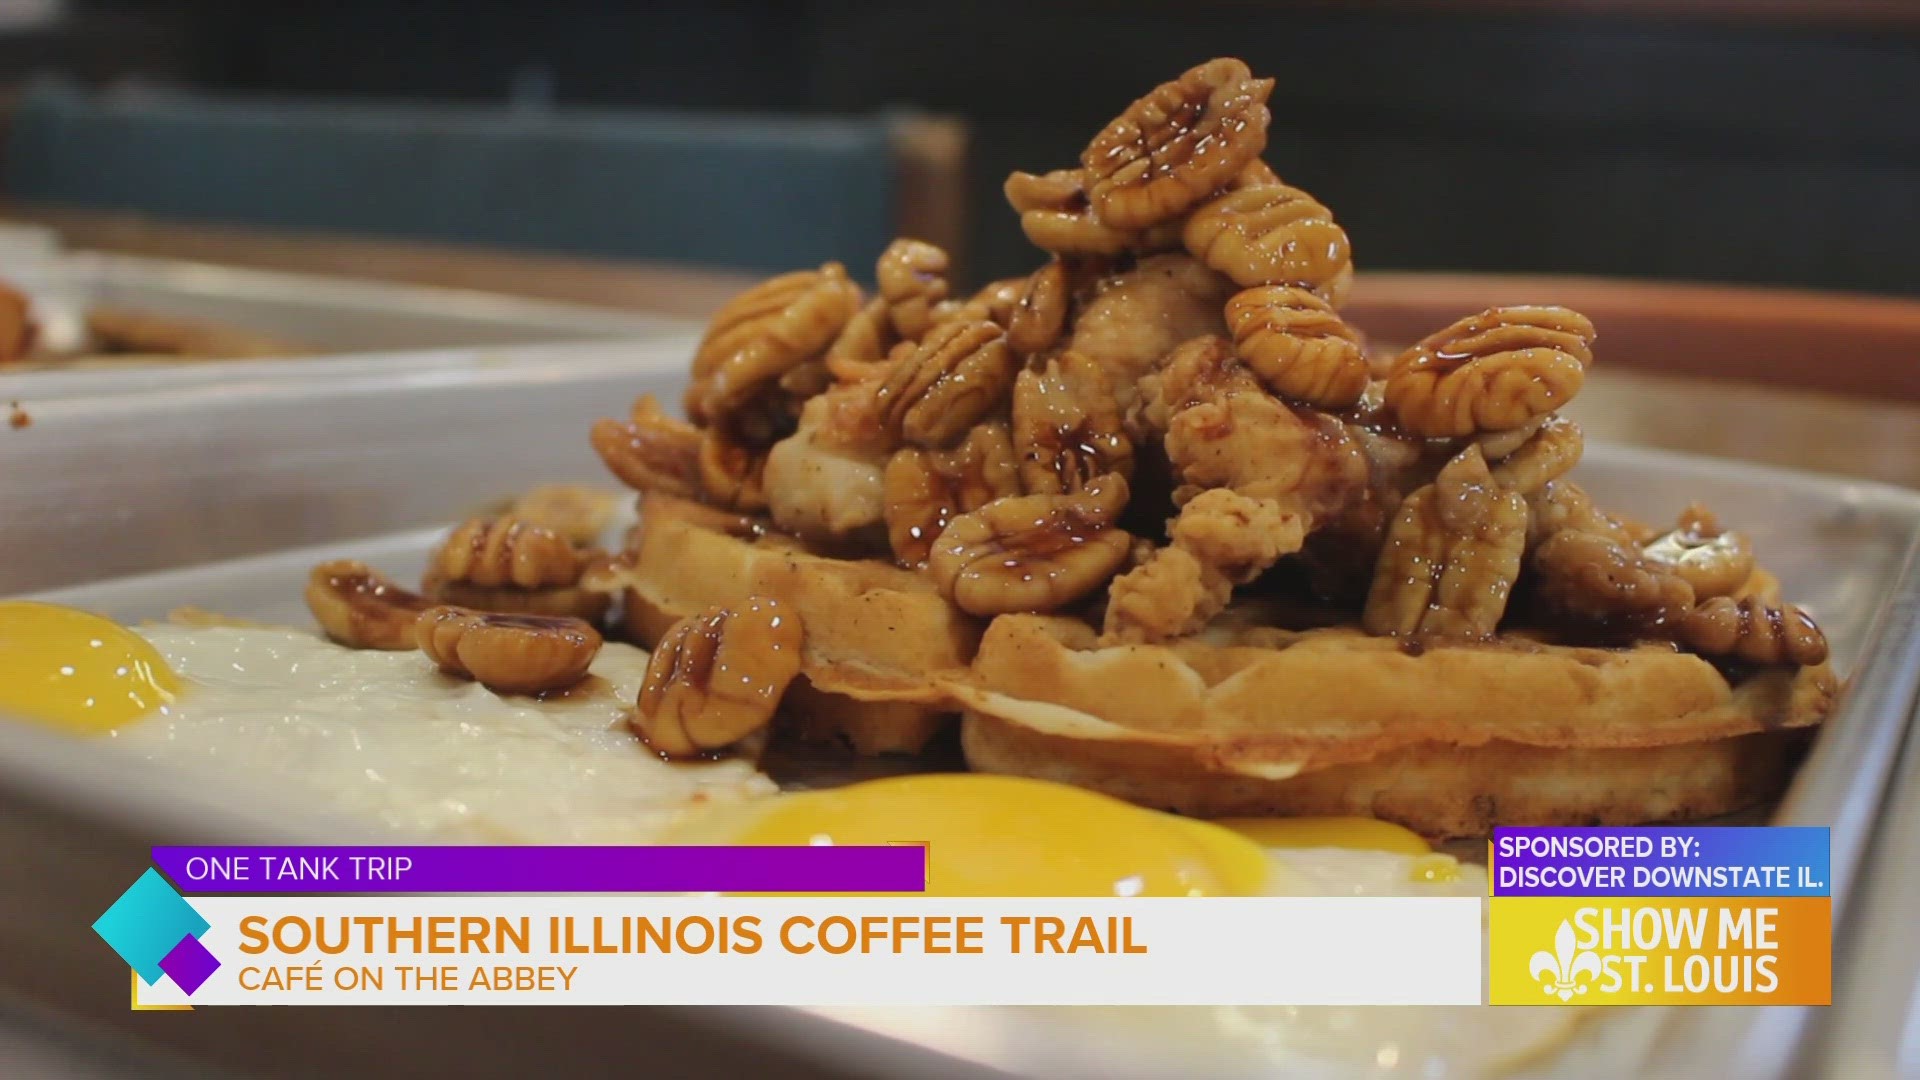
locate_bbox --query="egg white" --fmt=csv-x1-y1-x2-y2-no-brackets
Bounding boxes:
110,625,774,842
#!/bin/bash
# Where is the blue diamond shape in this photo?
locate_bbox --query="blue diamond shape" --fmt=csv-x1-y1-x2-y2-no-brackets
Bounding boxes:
93,869,209,985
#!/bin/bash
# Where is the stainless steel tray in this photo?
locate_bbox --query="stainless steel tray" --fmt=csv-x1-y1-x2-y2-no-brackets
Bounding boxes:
0,336,697,592
3,444,1917,1079
1,251,684,400
1806,699,1920,1078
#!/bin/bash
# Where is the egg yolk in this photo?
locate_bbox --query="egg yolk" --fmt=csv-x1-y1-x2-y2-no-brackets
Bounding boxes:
0,601,178,734
700,773,1272,897
1212,815,1431,856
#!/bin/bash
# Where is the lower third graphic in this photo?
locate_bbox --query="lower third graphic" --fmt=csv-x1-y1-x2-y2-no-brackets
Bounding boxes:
93,868,220,996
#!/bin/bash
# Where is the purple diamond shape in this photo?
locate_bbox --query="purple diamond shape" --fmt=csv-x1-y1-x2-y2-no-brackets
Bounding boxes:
158,934,219,995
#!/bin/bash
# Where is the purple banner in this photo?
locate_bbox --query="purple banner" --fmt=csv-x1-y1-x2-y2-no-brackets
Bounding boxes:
151,846,926,894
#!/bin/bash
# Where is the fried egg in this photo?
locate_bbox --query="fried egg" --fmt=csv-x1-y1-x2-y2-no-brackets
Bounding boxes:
0,600,1593,1075
0,601,772,840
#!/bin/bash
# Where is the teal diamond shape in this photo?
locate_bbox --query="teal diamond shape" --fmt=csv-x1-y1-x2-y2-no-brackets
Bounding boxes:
93,868,209,985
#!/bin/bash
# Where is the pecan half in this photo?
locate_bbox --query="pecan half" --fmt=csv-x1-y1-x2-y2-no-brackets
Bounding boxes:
1385,305,1596,436
937,275,1030,329
432,516,589,590
1363,446,1528,639
871,318,1018,448
305,560,434,650
1530,528,1696,630
1642,504,1757,601
630,597,804,759
696,429,769,513
1674,595,1828,667
591,394,703,500
686,262,860,422
1225,285,1370,408
1011,349,1133,495
424,517,611,622
1184,183,1354,300
415,606,602,694
1081,57,1274,229
876,239,951,342
1006,259,1073,356
883,421,1023,566
823,297,897,384
928,475,1133,616
1486,415,1584,495
1005,168,1138,257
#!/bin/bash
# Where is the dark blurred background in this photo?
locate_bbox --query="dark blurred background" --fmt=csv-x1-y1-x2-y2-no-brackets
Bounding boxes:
2,0,1916,293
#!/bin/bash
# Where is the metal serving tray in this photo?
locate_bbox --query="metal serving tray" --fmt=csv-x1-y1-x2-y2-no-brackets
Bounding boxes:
1806,700,1920,1078
0,251,682,400
1,444,1916,1079
0,336,699,592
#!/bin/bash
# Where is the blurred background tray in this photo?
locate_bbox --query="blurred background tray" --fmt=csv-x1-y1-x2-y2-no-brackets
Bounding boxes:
0,249,687,398
0,337,695,591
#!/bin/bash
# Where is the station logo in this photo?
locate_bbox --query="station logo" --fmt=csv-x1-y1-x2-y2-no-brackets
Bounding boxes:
1488,827,1831,1006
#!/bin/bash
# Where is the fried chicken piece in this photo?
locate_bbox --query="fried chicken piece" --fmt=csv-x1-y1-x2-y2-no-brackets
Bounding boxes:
762,389,891,547
1101,543,1233,643
1102,337,1365,643
1067,253,1235,407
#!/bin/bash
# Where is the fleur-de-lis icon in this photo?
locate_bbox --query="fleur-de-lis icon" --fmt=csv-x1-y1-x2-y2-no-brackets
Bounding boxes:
1528,919,1601,1002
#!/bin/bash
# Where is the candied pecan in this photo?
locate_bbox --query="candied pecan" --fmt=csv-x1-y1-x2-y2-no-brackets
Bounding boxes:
1642,504,1756,601
415,606,602,694
872,318,1018,448
630,597,804,759
1385,306,1596,436
1081,58,1274,229
824,297,897,383
591,394,703,500
432,516,589,590
1225,285,1370,408
1012,349,1133,495
1007,168,1139,257
1231,158,1281,189
952,276,1031,328
423,577,612,623
1675,596,1827,667
928,476,1133,616
697,429,769,512
423,518,611,622
1732,567,1783,606
1007,259,1074,356
1530,528,1696,630
883,421,1022,566
876,238,951,341
687,262,860,422
1184,183,1354,300
1363,446,1528,639
305,560,434,650
1486,416,1583,495
1523,479,1637,549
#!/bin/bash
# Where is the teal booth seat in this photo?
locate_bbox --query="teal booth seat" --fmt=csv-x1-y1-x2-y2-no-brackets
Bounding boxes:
2,85,899,274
